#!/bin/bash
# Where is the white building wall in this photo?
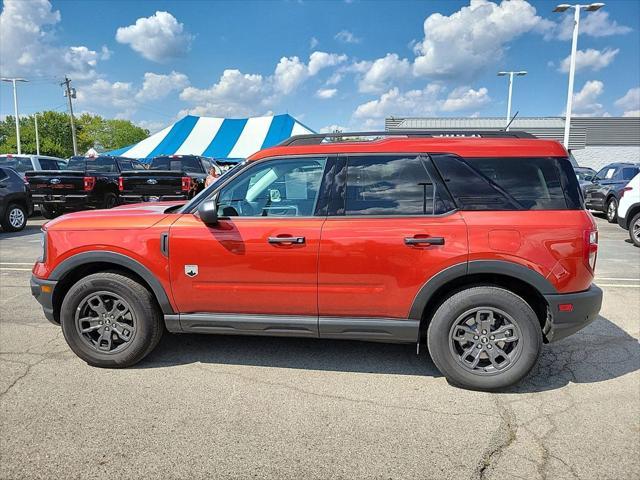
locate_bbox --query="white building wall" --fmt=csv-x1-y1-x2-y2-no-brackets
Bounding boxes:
572,146,640,171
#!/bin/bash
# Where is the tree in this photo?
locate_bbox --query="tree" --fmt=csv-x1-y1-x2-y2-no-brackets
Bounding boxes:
0,111,149,158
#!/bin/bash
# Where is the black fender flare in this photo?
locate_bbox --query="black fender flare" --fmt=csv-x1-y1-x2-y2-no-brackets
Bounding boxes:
49,251,175,314
408,260,557,320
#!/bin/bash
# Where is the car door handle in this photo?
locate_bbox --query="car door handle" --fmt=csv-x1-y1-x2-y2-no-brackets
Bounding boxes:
268,236,306,245
404,236,445,246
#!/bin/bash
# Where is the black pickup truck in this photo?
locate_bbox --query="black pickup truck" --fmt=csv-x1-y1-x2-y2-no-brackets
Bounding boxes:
119,155,217,204
25,156,144,218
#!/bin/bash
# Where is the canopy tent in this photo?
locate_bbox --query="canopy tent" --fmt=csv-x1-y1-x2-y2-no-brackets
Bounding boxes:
107,114,314,162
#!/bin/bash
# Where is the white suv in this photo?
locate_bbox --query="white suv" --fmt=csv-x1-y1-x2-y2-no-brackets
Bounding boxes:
0,154,66,177
617,173,640,247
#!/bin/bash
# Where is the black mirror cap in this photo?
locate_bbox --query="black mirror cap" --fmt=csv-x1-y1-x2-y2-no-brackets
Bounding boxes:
198,198,218,225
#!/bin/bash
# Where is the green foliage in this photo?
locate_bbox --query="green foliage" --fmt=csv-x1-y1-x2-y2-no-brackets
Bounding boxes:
0,111,149,158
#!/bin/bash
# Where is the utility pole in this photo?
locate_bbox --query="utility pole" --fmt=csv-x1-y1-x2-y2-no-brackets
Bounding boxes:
497,71,527,131
34,114,40,155
1,77,28,154
61,76,78,156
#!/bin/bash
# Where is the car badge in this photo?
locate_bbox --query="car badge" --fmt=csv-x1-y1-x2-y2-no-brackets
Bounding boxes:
50,178,61,184
184,265,198,278
147,179,158,185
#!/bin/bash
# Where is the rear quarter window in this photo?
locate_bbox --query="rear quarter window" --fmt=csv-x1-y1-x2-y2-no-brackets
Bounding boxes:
432,155,582,211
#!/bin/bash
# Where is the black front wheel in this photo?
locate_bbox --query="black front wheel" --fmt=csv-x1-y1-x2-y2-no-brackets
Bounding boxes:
606,197,618,223
60,272,163,367
427,286,542,391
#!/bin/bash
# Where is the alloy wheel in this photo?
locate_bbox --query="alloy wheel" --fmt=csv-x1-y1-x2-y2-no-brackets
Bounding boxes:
74,291,137,353
633,218,640,242
448,307,523,375
607,200,617,221
8,207,25,229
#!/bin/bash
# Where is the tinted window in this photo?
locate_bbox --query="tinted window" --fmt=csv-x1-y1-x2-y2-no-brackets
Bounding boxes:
0,156,32,173
217,158,327,217
66,156,117,173
39,159,58,170
150,156,203,173
433,155,580,210
621,167,639,181
0,167,7,181
344,155,446,216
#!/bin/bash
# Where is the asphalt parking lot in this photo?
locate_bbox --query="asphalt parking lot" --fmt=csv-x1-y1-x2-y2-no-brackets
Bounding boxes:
0,215,638,480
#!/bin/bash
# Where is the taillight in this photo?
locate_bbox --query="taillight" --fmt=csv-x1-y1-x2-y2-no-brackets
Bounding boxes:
83,176,96,191
181,176,191,192
583,229,598,273
118,176,124,192
620,186,633,198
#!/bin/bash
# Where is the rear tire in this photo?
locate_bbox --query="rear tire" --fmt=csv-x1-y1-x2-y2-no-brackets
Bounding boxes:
606,197,618,223
427,286,542,391
60,272,163,367
630,212,640,247
103,192,118,209
1,203,27,231
40,204,61,219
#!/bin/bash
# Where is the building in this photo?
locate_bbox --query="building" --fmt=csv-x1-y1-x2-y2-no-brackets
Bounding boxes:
385,116,640,171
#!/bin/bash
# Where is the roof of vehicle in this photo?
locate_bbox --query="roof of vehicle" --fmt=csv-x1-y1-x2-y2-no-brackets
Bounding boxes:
0,154,64,160
249,131,568,161
600,162,640,168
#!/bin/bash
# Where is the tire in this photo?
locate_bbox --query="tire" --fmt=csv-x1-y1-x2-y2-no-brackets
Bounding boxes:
40,204,61,219
103,192,118,209
630,212,640,248
60,272,163,367
427,286,542,391
1,203,27,232
606,197,618,223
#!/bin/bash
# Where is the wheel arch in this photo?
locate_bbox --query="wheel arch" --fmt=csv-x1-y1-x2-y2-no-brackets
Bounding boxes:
49,251,175,324
410,261,555,342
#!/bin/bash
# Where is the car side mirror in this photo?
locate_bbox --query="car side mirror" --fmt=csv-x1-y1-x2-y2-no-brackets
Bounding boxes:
197,198,218,226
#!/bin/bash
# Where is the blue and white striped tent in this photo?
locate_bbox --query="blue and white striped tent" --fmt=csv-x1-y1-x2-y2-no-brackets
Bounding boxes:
108,114,314,162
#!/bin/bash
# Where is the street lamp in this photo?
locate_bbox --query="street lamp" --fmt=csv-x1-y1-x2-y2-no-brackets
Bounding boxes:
497,71,527,130
1,77,28,155
554,3,605,148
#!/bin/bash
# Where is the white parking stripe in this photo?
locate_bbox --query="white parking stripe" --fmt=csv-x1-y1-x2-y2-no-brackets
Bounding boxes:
596,277,640,281
597,284,640,288
0,262,34,265
0,268,32,271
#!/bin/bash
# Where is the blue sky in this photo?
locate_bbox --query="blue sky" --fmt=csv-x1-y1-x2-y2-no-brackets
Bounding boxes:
1,0,639,133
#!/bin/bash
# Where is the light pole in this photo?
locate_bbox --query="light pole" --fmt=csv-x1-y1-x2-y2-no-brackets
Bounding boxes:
497,71,527,130
1,77,28,154
554,3,605,148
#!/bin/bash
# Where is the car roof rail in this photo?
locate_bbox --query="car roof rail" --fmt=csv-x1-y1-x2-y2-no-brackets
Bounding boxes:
279,130,537,146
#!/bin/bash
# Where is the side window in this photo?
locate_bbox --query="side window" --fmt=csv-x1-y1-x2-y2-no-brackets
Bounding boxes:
344,155,447,216
621,167,639,181
86,157,117,173
39,159,57,170
216,157,327,217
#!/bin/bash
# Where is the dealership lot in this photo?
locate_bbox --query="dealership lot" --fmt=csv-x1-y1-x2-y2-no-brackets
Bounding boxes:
0,216,638,479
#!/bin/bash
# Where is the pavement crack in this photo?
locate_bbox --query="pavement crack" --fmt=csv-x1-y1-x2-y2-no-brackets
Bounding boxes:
473,396,516,480
0,358,45,398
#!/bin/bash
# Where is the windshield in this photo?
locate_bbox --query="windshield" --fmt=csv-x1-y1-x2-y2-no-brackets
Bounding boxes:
66,156,118,173
0,156,32,173
575,169,594,181
150,156,203,173
179,161,247,213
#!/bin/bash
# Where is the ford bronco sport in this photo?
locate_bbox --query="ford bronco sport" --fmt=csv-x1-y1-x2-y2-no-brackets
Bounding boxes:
31,131,602,390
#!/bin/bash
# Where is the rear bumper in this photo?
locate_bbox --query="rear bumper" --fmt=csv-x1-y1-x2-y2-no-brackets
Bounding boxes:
30,276,58,325
32,194,93,208
120,194,187,203
543,284,603,342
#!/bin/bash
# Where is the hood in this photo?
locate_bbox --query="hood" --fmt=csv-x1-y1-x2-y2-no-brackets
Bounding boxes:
44,201,185,231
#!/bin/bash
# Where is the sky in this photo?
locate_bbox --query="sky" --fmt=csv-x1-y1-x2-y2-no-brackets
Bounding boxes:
1,0,639,134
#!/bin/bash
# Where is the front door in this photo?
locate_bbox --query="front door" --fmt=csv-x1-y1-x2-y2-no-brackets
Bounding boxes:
169,156,329,318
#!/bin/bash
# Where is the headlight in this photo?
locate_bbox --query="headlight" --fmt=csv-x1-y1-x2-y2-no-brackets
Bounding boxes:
39,230,47,263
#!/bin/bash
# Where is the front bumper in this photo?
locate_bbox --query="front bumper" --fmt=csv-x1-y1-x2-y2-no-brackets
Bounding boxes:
30,275,58,325
543,284,603,342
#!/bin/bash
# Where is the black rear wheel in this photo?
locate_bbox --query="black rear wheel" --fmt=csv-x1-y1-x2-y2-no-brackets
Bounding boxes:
103,192,118,209
427,286,542,391
606,197,618,223
60,272,163,367
40,204,61,219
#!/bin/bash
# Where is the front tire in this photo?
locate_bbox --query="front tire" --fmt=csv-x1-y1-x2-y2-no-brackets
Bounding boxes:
427,286,542,391
606,197,618,223
60,272,163,367
630,212,640,247
1,203,27,231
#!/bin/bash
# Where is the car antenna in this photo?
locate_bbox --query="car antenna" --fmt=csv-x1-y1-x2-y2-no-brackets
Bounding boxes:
503,111,519,132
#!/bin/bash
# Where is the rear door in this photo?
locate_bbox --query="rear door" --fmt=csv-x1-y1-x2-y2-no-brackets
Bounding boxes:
169,156,330,321
317,154,468,339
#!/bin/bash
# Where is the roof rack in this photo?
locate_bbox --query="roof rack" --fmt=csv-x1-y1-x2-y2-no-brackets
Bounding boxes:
279,130,536,146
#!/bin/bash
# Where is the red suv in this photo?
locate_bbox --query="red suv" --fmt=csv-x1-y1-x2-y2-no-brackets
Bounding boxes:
31,131,602,390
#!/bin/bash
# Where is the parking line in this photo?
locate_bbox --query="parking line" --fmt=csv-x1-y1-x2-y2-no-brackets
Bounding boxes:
0,268,32,271
0,263,34,266
596,277,640,281
597,284,640,288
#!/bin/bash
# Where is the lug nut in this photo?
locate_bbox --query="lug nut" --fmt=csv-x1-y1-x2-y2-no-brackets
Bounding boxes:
487,344,493,349
482,330,487,335
490,335,495,340
473,335,479,340
477,344,482,349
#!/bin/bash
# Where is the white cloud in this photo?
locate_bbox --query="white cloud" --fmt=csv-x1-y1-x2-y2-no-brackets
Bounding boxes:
357,53,411,93
136,119,168,133
310,37,319,49
75,79,136,110
353,85,444,120
615,87,640,117
413,0,552,79
559,48,619,73
326,72,343,85
308,51,348,75
0,0,106,79
274,51,347,94
551,10,631,41
335,30,361,44
441,87,490,112
316,88,337,99
320,124,348,133
135,71,189,102
116,11,193,62
572,80,606,116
